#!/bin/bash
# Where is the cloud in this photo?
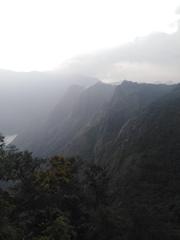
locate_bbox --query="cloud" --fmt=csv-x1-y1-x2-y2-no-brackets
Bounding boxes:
176,6,180,14
60,15,180,84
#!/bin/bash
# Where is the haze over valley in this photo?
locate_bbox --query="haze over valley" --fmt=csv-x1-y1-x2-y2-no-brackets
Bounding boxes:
0,1,180,239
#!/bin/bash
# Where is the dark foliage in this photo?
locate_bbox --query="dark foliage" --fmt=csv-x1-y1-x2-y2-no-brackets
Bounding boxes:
0,137,125,240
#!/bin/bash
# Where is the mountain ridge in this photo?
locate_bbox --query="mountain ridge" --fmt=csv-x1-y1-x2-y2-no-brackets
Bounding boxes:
14,80,173,163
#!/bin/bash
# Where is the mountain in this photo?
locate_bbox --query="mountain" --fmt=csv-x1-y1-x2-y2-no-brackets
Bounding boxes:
72,81,172,165
8,79,180,238
0,70,98,135
14,81,172,162
14,82,115,157
110,83,180,181
51,81,172,163
102,83,180,239
107,83,180,173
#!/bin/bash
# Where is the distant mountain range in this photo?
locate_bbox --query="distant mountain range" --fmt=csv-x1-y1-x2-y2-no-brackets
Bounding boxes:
0,70,98,135
14,80,175,164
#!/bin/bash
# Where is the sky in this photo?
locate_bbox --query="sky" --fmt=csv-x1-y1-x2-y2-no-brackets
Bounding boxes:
0,0,179,72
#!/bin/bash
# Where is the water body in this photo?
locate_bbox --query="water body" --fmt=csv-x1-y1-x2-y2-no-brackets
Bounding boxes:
4,135,17,146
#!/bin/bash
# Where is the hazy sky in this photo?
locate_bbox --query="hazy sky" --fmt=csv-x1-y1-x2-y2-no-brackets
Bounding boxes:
0,0,179,71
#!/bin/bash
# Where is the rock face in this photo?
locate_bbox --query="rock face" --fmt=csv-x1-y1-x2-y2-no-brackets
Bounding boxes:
14,80,172,162
55,80,172,164
115,84,180,181
104,84,180,240
87,81,173,165
14,82,115,157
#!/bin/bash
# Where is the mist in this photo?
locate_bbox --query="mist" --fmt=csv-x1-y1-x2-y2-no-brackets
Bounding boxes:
0,70,98,135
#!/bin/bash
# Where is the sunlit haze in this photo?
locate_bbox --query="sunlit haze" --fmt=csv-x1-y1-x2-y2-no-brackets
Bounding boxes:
0,0,179,71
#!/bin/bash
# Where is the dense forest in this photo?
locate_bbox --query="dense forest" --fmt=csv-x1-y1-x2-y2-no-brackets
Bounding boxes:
0,135,125,240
